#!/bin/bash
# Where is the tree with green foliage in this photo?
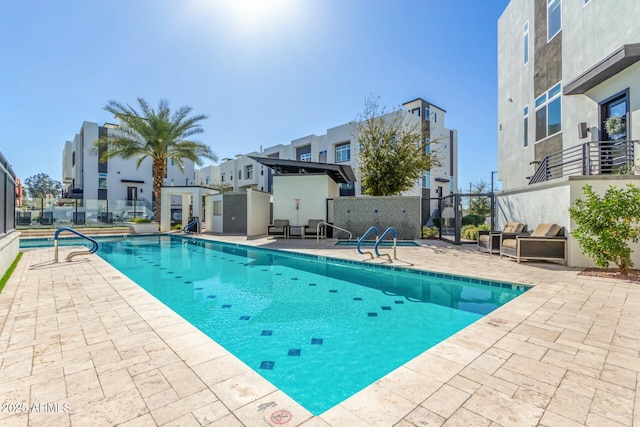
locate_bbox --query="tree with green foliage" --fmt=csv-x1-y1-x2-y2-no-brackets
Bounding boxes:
569,184,640,275
353,97,438,196
468,180,490,216
94,98,217,223
23,173,63,199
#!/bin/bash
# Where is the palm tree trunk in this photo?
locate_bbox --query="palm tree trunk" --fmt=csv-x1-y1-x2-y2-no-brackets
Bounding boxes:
153,158,165,224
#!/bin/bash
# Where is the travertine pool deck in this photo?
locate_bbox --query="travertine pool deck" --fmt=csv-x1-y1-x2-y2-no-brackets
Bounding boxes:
1,235,639,426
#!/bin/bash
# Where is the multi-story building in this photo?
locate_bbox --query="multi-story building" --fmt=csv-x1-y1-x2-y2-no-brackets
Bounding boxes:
62,121,195,217
497,0,640,266
198,98,458,206
498,0,639,189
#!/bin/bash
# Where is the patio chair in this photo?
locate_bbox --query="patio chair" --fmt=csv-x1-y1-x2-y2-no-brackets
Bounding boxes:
16,212,31,226
39,212,54,226
500,223,567,265
477,221,526,254
302,219,325,239
267,219,289,239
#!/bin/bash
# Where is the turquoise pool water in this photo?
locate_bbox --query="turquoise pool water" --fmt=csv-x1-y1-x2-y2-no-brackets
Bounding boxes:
23,235,528,415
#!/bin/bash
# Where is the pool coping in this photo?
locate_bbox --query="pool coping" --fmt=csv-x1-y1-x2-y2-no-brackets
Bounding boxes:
2,235,639,426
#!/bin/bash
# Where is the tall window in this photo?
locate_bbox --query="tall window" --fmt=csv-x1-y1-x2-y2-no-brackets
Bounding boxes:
98,173,107,189
523,22,529,65
547,0,561,41
411,108,420,116
523,106,529,147
535,82,562,142
425,138,431,155
422,171,430,188
335,142,350,162
299,153,311,162
221,173,225,182
245,165,253,179
424,108,430,119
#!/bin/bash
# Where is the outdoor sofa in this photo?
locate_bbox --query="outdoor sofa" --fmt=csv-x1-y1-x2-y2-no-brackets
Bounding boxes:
477,221,527,254
267,219,289,239
500,223,567,265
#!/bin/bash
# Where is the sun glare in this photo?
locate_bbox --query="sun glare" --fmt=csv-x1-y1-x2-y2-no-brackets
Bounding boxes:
191,0,300,38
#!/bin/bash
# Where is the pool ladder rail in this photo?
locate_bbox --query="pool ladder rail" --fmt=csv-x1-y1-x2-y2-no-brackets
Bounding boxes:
357,226,398,262
53,227,99,262
316,222,353,246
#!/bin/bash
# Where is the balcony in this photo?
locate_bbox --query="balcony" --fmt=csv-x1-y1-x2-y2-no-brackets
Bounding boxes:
529,140,638,185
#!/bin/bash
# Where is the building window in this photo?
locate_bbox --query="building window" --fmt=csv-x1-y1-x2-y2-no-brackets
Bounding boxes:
238,170,242,180
411,108,420,116
335,142,351,162
299,153,311,162
221,173,225,182
213,201,222,216
245,165,253,179
205,176,210,185
584,0,590,5
523,106,529,147
425,138,431,155
422,171,430,188
98,173,107,189
433,112,437,122
535,82,562,142
523,22,529,65
425,108,430,120
230,172,233,181
449,179,454,193
547,0,561,42
72,151,75,166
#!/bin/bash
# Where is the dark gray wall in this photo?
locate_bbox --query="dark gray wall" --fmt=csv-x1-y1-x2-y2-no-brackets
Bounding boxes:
333,196,421,240
223,193,247,233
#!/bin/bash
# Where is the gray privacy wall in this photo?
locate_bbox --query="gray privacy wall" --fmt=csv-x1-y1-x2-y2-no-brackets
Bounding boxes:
333,196,421,240
223,193,247,233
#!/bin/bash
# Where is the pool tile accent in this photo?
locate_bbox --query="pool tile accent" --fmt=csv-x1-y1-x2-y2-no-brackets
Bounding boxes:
329,290,337,293
394,300,404,304
207,295,217,299
260,361,275,370
368,313,378,317
311,338,323,345
240,316,250,320
288,349,301,356
381,306,391,310
353,297,362,301
261,330,273,336
222,304,232,308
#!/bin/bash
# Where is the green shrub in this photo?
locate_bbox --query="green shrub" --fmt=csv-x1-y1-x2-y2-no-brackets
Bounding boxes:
129,218,152,223
462,214,486,226
171,224,183,230
569,184,640,275
422,226,439,239
461,223,491,240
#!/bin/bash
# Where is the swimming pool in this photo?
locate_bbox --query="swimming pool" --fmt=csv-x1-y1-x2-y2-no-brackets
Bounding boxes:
334,240,420,247
27,235,528,415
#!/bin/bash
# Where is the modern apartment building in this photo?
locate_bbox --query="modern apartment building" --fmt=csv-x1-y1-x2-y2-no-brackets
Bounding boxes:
197,98,458,203
498,0,639,190
62,121,195,216
496,0,640,266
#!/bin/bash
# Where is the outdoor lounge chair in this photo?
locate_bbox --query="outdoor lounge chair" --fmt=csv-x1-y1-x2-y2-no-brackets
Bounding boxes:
500,223,567,265
267,219,289,239
39,212,54,226
303,219,325,239
477,221,526,254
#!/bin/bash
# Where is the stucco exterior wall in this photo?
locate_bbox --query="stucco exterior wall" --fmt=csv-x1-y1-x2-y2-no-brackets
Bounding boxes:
497,176,640,267
247,189,271,237
272,175,338,227
0,232,19,280
333,196,421,240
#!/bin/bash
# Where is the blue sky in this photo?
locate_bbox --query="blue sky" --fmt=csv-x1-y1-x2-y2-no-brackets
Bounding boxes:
1,0,509,191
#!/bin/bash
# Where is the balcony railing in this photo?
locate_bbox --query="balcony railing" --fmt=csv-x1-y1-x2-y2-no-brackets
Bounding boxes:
529,140,638,185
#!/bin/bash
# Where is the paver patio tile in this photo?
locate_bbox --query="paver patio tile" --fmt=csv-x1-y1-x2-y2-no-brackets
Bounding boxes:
404,354,465,384
499,354,566,386
159,361,207,398
513,387,552,408
191,400,230,425
133,369,172,398
585,413,628,427
463,386,544,427
459,367,519,396
339,383,416,427
590,389,634,426
376,366,443,405
98,368,137,397
191,354,251,387
546,387,592,423
118,413,157,427
160,413,200,427
150,389,218,425
143,387,180,411
234,389,313,426
443,407,491,427
206,413,245,427
539,410,590,427
210,370,277,411
402,405,444,426
493,335,547,360
421,384,470,418
69,387,147,427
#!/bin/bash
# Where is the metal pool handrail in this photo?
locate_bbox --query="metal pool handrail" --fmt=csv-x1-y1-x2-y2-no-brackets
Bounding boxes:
53,227,99,262
316,222,353,246
357,226,379,259
375,227,397,262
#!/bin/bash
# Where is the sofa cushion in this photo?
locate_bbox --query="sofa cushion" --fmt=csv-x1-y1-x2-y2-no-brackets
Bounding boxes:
502,239,517,249
503,222,526,233
272,219,289,228
531,223,561,237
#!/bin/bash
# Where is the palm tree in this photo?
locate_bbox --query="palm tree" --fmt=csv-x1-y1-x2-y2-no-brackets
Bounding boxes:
94,98,217,223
